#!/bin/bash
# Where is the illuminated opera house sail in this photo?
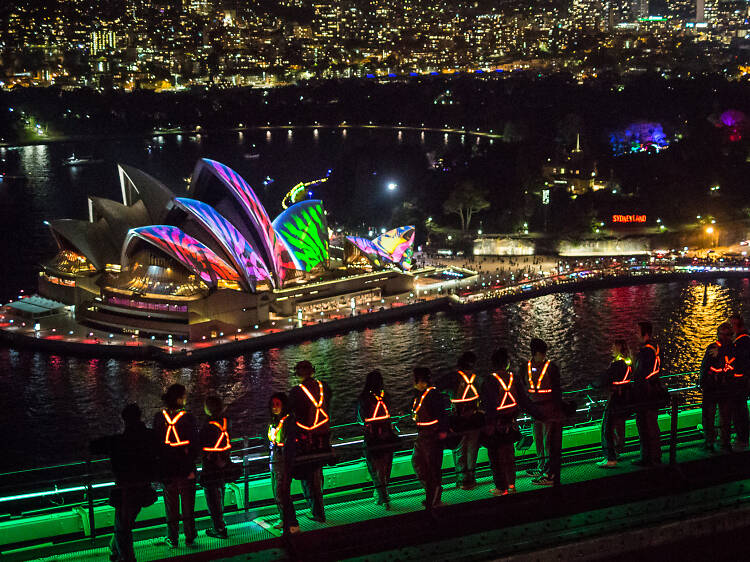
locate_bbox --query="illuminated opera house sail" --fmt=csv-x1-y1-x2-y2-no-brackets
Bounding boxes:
38,159,416,340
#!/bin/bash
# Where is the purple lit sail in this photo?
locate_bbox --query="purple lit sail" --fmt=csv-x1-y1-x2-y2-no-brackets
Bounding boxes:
174,197,272,291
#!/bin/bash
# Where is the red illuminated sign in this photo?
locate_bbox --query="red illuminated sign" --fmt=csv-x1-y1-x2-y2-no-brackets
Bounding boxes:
612,214,647,223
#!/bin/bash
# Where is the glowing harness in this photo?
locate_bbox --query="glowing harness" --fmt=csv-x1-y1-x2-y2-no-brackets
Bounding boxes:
203,417,230,452
162,410,190,447
527,361,552,394
412,387,439,426
295,380,330,430
364,391,391,422
491,371,517,410
709,341,736,376
268,415,288,447
644,344,661,380
612,357,633,386
451,370,480,404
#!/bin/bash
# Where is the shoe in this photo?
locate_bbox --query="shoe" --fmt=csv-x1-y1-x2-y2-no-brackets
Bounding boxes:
288,525,301,534
490,488,509,496
206,528,228,539
185,534,197,546
459,482,477,491
273,520,283,529
508,484,516,493
162,537,178,549
306,513,326,523
531,476,555,486
630,459,654,467
596,459,618,468
384,502,392,511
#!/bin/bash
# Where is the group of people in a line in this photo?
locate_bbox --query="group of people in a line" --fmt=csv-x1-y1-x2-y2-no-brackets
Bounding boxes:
94,315,750,561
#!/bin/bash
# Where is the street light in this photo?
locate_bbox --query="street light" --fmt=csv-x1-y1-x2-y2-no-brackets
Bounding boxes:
387,182,397,191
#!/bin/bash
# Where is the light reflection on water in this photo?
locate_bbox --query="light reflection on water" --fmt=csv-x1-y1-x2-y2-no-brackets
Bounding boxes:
1,280,749,470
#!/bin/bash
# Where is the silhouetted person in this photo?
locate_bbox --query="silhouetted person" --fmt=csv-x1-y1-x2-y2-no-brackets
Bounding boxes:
152,384,199,548
268,392,299,534
524,338,563,486
90,403,158,562
481,348,520,495
199,395,231,539
411,366,448,510
446,351,483,490
700,322,734,453
632,321,663,467
357,370,397,509
593,339,633,467
730,314,750,449
289,360,331,523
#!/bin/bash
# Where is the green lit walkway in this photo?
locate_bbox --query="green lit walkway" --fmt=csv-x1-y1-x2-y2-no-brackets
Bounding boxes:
15,438,742,562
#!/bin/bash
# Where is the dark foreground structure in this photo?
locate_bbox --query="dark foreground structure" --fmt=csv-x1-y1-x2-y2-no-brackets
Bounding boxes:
3,380,750,562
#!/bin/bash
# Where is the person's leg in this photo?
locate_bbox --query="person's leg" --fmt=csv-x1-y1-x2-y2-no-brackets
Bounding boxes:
613,412,626,456
647,408,661,463
365,447,386,503
635,408,650,462
162,481,179,543
310,466,325,519
428,435,444,506
548,421,563,485
279,463,298,531
382,448,393,502
500,441,516,488
602,404,617,461
486,440,503,489
180,478,197,541
734,390,749,446
702,396,717,446
119,497,141,562
453,433,469,486
718,398,733,451
465,429,480,485
533,420,547,472
412,436,431,508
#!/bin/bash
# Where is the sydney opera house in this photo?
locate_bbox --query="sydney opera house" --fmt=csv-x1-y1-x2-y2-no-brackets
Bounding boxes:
38,159,416,340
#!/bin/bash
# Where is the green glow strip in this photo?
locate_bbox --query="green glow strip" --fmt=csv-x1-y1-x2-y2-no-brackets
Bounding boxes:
0,482,114,503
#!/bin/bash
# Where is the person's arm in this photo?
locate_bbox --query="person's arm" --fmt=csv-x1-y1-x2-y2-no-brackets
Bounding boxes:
356,395,366,425
551,363,563,403
632,347,648,383
699,347,711,389
592,362,616,390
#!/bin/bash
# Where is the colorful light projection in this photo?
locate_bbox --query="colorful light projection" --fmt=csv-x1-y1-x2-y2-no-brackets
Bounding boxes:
372,226,416,270
609,122,670,156
201,159,294,285
716,110,747,142
174,198,273,291
612,214,647,223
123,225,240,287
272,200,330,271
345,236,386,267
281,176,329,209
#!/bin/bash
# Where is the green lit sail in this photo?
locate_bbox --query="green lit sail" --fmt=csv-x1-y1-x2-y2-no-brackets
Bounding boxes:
272,200,329,271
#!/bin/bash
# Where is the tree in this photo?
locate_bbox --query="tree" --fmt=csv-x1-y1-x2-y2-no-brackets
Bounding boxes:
443,181,490,232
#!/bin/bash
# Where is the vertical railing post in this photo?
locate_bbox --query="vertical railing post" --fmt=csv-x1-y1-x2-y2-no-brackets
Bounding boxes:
242,436,249,513
669,395,679,466
86,457,96,544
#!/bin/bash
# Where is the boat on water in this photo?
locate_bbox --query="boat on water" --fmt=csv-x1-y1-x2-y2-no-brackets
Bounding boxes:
243,152,260,159
61,154,103,167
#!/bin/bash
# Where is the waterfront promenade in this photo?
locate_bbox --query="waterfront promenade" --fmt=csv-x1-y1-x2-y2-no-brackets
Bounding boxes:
1,262,747,365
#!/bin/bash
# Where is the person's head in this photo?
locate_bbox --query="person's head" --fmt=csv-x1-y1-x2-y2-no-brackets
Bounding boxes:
363,369,384,394
637,321,653,343
295,360,314,381
730,314,745,335
718,321,733,343
121,403,142,428
162,384,187,410
413,367,431,391
530,338,548,362
491,348,510,371
457,351,477,370
204,395,225,418
612,339,629,359
269,392,287,416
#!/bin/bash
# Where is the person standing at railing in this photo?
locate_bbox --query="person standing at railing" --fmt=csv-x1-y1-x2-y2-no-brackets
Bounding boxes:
289,360,332,523
524,338,564,487
90,403,158,562
481,348,521,495
632,321,665,467
199,395,231,539
411,366,449,510
730,314,750,449
152,384,199,548
593,339,633,468
445,351,484,490
268,392,300,535
357,369,397,510
699,322,735,453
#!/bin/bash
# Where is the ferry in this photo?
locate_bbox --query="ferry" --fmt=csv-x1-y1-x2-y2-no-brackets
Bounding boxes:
61,154,103,167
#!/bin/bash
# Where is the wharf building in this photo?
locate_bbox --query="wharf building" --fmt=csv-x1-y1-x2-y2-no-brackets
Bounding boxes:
37,159,415,340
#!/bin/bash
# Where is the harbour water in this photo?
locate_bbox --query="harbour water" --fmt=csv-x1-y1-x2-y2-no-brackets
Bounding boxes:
0,130,748,470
